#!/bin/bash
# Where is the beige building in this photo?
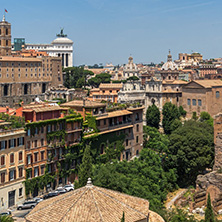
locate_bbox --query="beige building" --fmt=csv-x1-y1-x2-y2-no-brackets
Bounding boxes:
25,178,164,222
0,122,26,210
0,16,62,107
182,80,222,118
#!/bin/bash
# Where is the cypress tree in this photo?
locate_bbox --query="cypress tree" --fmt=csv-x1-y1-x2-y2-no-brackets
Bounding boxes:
121,212,125,222
146,104,160,129
205,193,215,222
78,144,92,187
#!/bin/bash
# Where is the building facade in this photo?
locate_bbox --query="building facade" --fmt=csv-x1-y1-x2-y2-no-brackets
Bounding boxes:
89,83,123,103
0,17,63,107
0,124,26,210
123,56,139,80
182,80,222,118
24,29,73,68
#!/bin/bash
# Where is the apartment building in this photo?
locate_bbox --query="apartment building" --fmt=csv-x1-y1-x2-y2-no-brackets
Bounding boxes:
0,121,26,210
182,80,222,117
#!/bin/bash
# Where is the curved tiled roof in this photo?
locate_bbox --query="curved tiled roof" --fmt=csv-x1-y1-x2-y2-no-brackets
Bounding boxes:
25,181,151,222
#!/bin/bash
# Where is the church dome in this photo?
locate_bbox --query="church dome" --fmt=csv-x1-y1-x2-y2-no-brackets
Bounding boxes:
161,50,178,71
51,37,73,44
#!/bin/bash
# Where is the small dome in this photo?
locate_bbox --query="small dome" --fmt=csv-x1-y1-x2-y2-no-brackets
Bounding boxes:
161,50,178,71
51,37,73,44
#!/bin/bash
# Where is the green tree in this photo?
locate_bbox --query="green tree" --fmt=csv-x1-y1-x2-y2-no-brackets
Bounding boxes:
93,148,177,211
88,73,111,88
200,112,214,127
0,215,14,222
192,112,198,121
164,120,214,187
205,194,215,222
162,102,180,134
121,212,125,222
170,119,182,133
162,208,197,222
146,104,160,129
78,144,93,187
127,76,139,81
179,106,187,118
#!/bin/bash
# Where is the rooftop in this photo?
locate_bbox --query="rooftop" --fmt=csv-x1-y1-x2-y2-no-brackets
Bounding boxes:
61,100,106,108
96,110,132,120
0,56,42,62
25,178,153,222
192,80,222,88
99,83,123,89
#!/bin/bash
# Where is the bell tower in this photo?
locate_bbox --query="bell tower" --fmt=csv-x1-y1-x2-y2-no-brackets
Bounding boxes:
0,15,11,56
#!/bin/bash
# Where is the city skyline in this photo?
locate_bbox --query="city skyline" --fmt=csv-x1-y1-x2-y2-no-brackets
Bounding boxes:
2,0,221,65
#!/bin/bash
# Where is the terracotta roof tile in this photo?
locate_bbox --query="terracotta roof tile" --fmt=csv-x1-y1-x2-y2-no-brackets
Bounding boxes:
25,183,155,222
61,100,106,108
99,83,123,89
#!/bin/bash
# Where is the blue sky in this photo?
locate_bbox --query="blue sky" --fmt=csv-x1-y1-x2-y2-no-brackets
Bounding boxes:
1,0,221,66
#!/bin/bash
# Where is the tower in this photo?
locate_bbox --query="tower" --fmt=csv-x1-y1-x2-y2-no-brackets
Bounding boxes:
0,15,11,56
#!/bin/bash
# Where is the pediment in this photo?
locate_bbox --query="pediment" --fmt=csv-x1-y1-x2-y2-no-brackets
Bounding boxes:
183,81,205,89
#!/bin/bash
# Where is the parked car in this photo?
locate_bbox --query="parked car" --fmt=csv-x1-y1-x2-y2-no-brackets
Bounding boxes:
33,197,43,203
55,187,67,194
0,211,11,216
64,184,74,192
43,192,59,200
17,201,37,210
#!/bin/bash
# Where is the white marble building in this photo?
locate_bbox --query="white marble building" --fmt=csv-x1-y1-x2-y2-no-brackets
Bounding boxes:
123,56,139,79
25,29,73,68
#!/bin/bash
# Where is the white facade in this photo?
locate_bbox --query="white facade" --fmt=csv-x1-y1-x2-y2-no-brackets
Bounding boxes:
25,30,73,68
123,56,139,79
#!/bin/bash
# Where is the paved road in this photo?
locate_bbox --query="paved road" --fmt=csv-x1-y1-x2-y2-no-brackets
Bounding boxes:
12,208,31,218
165,189,187,209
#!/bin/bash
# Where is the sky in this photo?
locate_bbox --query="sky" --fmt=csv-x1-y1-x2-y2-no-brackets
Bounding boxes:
1,0,222,66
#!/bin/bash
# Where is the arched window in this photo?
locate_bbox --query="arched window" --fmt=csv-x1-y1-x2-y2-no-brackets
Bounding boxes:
5,28,8,35
216,91,220,98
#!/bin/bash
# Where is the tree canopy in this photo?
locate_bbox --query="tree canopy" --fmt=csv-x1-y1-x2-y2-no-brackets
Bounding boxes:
63,67,94,89
93,148,177,211
163,120,214,187
78,144,93,187
146,104,160,129
88,73,111,88
205,194,215,222
162,102,180,134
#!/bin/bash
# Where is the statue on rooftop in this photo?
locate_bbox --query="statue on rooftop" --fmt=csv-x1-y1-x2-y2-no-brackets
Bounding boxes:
56,28,67,37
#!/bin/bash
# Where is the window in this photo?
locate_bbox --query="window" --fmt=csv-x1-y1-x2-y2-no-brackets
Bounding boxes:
34,153,38,162
34,140,37,148
187,99,191,106
1,172,5,183
1,141,6,150
1,155,5,166
135,113,139,121
27,141,31,149
27,129,31,136
47,125,51,133
18,137,24,146
192,99,196,106
198,99,202,106
41,151,45,160
41,139,44,146
5,28,8,35
41,127,44,134
34,167,39,177
19,188,23,196
10,154,14,163
19,152,23,161
41,165,45,175
9,170,15,181
216,91,220,98
19,168,23,177
9,139,15,148
97,120,100,126
35,128,38,135
104,119,106,125
136,136,139,143
27,154,31,165
6,40,8,46
136,124,139,132
126,139,128,146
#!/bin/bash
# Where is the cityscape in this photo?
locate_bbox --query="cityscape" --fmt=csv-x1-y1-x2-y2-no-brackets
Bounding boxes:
1,1,222,222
